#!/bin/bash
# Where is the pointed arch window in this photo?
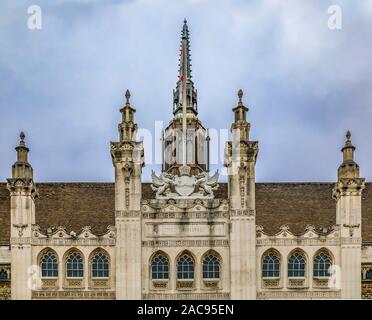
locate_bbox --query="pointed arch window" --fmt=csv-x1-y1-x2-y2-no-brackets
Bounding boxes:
66,251,84,278
262,252,280,278
151,253,169,280
202,254,220,279
177,254,194,280
0,269,8,281
288,252,306,277
41,251,58,278
91,252,109,278
313,252,332,277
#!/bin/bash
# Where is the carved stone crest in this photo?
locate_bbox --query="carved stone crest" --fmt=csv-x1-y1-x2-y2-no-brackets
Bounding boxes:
151,165,219,199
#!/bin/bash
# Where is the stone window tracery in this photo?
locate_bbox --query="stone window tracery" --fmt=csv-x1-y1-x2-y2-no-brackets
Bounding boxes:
177,253,194,280
202,254,220,279
288,251,306,278
313,251,332,277
151,253,169,280
40,250,58,278
66,251,84,278
91,252,109,278
262,251,280,278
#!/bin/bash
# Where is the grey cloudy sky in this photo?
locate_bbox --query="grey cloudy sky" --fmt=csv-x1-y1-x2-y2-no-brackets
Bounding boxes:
0,0,371,183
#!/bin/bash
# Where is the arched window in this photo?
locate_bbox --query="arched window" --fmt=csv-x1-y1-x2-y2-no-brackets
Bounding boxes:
288,252,306,277
313,251,332,277
202,254,220,279
91,252,109,278
151,253,169,280
177,253,194,280
262,251,280,277
66,251,84,278
0,269,8,281
40,251,58,278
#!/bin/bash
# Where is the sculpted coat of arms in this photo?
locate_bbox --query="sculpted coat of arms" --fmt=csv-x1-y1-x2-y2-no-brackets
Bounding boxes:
151,166,219,199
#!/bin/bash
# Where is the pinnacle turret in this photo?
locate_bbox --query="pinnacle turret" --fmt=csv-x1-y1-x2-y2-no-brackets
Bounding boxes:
119,89,137,142
173,19,197,115
338,130,359,179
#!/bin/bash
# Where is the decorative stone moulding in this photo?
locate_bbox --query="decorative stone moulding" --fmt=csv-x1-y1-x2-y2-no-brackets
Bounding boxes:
141,198,229,222
313,278,330,289
256,224,340,243
31,225,116,246
262,278,281,289
142,292,230,300
41,278,58,290
90,279,110,290
203,279,220,290
288,278,306,289
32,290,116,300
64,278,84,289
176,280,195,290
151,280,169,290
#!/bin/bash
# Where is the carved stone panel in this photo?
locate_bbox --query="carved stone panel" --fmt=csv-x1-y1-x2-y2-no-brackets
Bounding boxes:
144,222,226,238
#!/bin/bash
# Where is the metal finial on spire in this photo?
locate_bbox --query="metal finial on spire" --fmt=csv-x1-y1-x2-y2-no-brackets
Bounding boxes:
238,89,243,105
342,130,355,154
344,130,354,148
346,130,351,142
19,131,26,146
125,89,131,106
182,18,189,39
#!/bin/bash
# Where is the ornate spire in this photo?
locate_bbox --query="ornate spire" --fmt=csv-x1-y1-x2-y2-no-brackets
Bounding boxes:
338,130,359,179
8,131,34,182
16,131,29,162
231,89,250,141
179,19,191,79
173,19,197,115
119,89,137,142
341,130,355,161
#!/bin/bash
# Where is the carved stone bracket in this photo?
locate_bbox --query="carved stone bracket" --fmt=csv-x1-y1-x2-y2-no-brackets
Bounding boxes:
332,177,365,200
7,178,38,198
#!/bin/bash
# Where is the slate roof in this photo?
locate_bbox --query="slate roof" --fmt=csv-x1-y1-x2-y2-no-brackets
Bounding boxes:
1,182,372,243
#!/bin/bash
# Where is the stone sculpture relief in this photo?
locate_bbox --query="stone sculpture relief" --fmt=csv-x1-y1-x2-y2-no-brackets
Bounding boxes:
151,166,219,199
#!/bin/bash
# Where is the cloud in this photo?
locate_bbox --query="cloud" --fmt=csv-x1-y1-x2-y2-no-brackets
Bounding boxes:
0,0,371,182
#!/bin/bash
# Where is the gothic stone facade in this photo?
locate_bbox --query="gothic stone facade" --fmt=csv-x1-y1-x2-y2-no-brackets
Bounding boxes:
1,21,372,300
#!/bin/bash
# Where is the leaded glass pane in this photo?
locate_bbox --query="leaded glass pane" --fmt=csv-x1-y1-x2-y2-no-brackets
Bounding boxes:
313,252,331,277
151,254,169,280
366,269,372,280
288,252,306,277
91,252,109,278
202,254,220,279
66,252,84,278
0,269,8,281
262,252,280,277
41,251,58,278
177,254,194,280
